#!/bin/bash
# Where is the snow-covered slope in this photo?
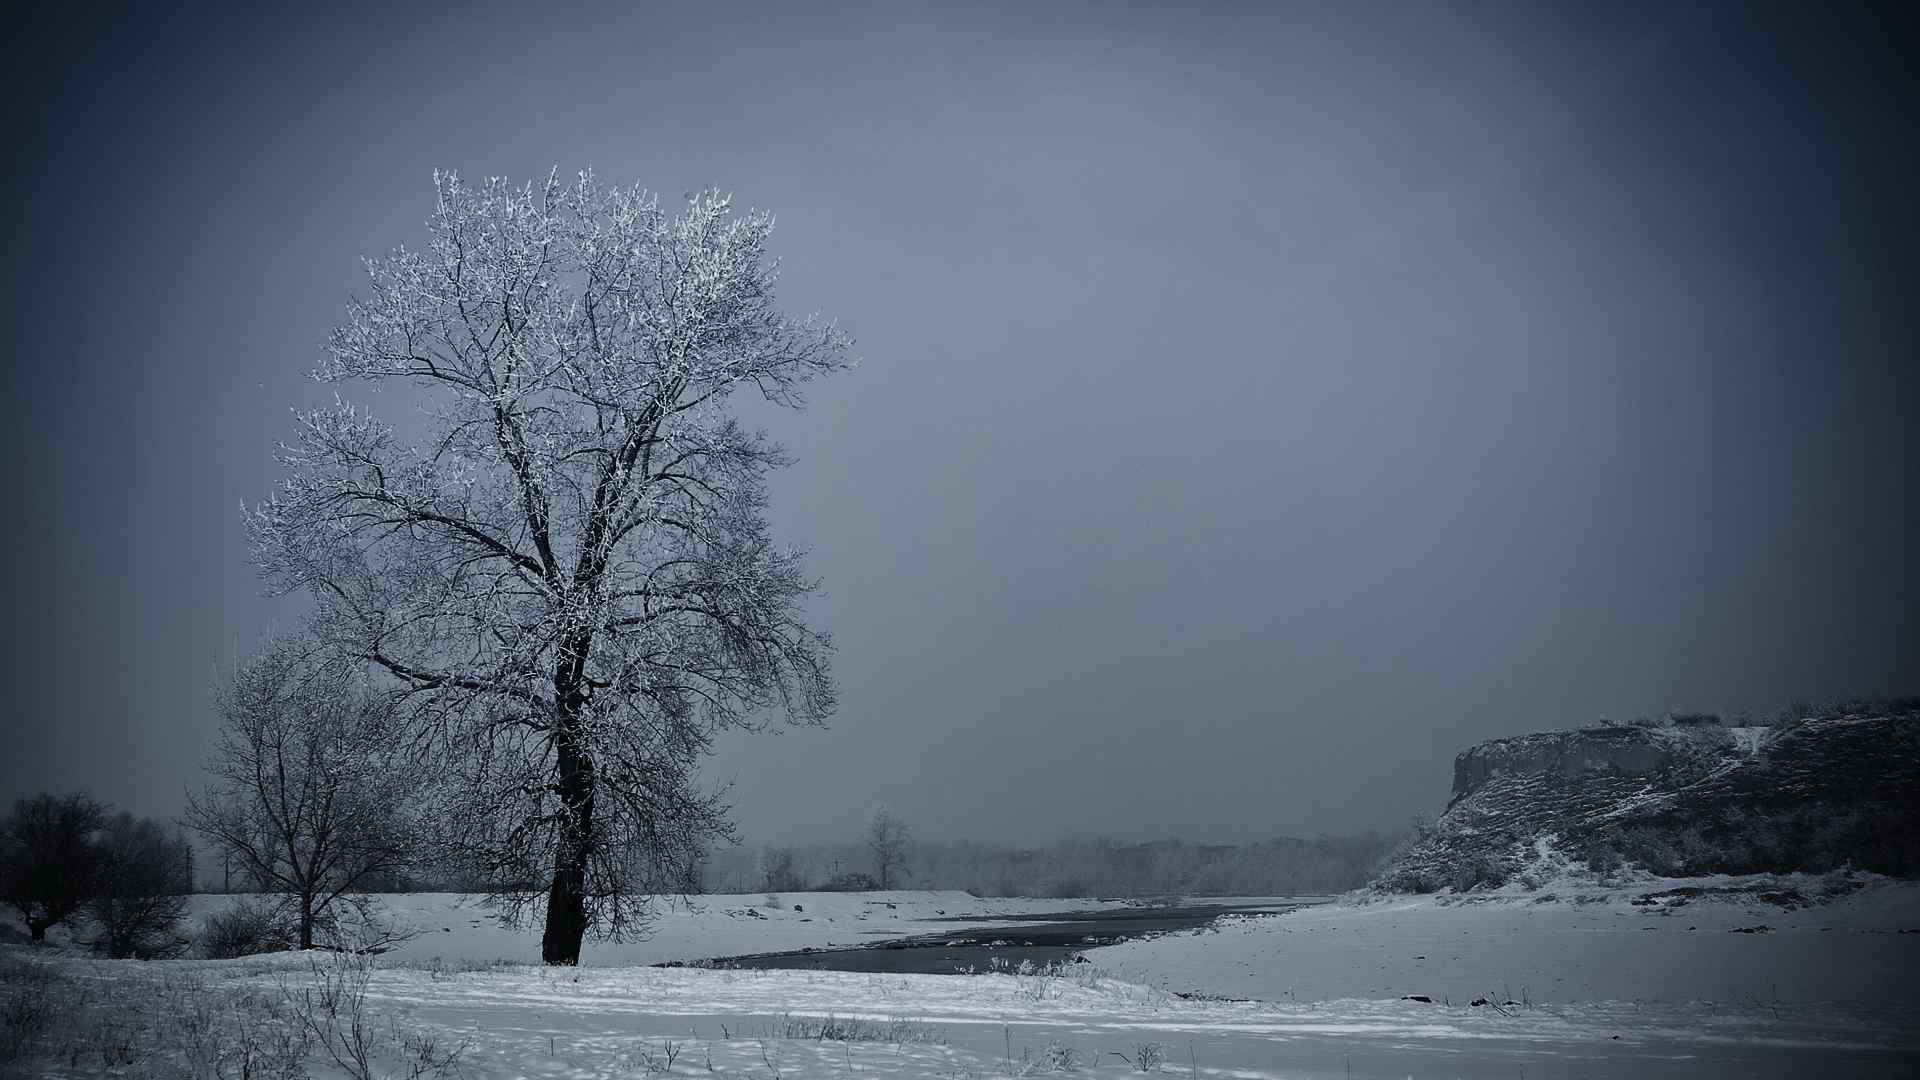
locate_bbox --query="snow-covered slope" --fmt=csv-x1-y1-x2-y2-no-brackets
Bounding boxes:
1092,872,1920,1008
1378,700,1920,891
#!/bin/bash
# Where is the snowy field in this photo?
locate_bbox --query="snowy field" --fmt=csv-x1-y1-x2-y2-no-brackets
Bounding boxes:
4,884,1918,1078
293,890,1139,968
1,889,1131,966
1092,874,1920,1006
6,941,1916,1079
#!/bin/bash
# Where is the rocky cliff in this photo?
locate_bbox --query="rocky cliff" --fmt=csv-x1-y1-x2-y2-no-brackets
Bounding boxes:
1375,699,1920,892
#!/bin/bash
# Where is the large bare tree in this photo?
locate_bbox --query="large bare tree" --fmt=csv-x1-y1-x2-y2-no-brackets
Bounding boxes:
187,639,416,948
249,171,848,963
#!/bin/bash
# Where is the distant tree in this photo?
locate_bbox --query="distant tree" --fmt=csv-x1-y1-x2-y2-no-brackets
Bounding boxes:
751,832,1400,897
674,843,708,895
246,170,850,963
865,804,911,890
0,793,106,942
758,846,804,892
89,812,193,958
175,826,196,893
186,638,417,949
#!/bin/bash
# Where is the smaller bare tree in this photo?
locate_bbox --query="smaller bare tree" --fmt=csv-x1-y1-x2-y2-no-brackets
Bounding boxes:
865,804,911,891
758,846,804,893
89,811,193,958
187,639,416,949
0,792,105,941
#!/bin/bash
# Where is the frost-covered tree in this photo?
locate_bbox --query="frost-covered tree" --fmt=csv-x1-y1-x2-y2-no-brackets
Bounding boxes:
248,170,849,963
186,638,417,949
865,804,911,890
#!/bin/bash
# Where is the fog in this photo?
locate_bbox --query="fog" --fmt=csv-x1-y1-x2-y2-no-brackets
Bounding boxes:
2,1,1914,847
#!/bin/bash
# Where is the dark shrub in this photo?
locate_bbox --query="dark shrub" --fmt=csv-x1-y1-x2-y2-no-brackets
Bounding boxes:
89,813,192,959
1581,839,1624,875
819,872,879,892
0,793,106,942
1448,854,1509,893
202,898,296,959
0,956,62,1063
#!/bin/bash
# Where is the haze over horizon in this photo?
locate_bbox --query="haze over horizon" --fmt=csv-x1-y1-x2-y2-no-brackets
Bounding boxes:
3,1,1916,850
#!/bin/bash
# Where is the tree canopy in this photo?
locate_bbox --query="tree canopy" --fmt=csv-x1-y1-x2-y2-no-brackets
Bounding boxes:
249,170,850,962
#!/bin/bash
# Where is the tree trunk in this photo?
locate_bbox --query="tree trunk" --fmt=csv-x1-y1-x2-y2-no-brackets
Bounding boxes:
300,894,314,950
28,919,47,942
541,726,596,965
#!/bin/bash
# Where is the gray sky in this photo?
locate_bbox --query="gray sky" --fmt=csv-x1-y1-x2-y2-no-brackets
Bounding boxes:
3,1,1915,847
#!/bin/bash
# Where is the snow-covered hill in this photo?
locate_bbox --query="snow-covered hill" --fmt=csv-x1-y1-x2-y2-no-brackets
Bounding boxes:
1377,700,1920,892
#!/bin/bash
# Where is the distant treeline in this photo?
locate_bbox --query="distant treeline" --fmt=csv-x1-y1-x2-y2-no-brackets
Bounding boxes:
702,834,1401,898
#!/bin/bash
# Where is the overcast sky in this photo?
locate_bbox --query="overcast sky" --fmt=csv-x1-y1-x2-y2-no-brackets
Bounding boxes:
3,1,1915,847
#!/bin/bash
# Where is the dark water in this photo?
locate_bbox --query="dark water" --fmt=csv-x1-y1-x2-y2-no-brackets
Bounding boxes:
662,899,1325,974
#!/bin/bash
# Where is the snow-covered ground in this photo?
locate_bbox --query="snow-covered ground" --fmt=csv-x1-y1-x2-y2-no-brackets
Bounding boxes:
6,884,1918,1077
199,890,1137,967
1091,873,1920,1008
266,955,1920,1079
11,942,1915,1079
